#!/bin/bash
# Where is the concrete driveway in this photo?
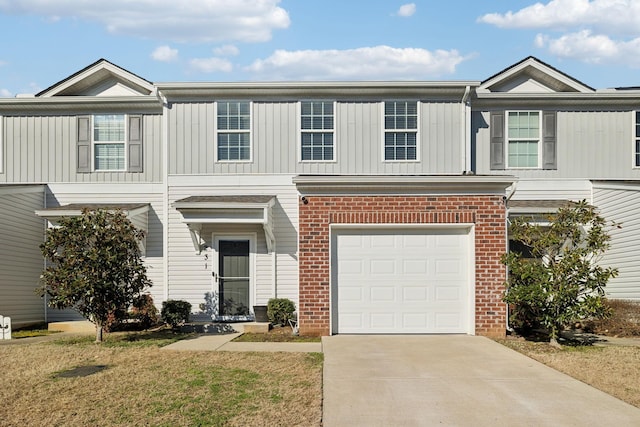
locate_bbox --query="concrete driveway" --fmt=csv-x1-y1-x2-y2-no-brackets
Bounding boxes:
322,335,640,426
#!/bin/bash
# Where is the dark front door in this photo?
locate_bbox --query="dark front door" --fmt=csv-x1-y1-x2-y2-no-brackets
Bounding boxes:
218,240,250,316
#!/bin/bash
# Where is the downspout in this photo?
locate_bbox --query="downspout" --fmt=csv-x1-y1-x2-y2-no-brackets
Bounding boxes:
504,181,518,333
461,86,471,173
272,242,277,299
42,184,48,324
157,89,170,303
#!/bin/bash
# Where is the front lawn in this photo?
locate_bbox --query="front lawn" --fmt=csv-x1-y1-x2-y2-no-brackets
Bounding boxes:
0,331,323,426
498,337,640,408
233,325,321,343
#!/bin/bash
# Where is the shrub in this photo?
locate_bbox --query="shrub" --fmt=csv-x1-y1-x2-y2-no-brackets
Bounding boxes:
130,294,159,329
267,298,296,326
583,299,640,337
161,300,192,328
503,200,617,344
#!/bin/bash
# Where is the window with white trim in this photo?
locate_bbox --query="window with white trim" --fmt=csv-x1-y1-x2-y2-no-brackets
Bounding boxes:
217,101,251,161
507,111,541,168
301,101,334,161
384,101,417,161
93,114,126,170
635,111,640,167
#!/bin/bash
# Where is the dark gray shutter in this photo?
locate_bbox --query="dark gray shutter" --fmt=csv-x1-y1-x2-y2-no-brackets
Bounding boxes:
542,111,557,170
77,115,91,173
128,115,143,172
490,111,505,170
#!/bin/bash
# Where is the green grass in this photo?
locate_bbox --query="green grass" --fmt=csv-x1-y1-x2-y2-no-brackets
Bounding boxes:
12,329,60,338
11,322,60,339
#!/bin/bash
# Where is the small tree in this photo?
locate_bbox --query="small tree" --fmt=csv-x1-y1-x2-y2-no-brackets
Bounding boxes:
39,209,151,342
502,200,618,345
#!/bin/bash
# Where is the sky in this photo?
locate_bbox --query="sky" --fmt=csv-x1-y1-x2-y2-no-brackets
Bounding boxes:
1,0,640,97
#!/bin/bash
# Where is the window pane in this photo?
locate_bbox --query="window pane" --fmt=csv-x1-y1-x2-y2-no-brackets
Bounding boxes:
507,112,540,167
301,132,333,160
508,140,538,168
94,114,125,142
218,101,250,131
95,143,125,170
300,101,334,160
385,116,396,129
218,132,250,160
384,101,417,130
385,132,416,160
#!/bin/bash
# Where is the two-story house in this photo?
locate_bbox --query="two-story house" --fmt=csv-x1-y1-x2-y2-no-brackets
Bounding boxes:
2,56,636,337
474,57,640,302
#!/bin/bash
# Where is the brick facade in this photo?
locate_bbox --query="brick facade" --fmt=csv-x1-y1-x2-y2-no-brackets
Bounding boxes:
298,195,507,338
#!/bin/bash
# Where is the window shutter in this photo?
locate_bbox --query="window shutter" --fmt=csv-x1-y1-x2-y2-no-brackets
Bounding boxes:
490,111,505,170
542,111,557,170
77,115,91,173
128,115,143,172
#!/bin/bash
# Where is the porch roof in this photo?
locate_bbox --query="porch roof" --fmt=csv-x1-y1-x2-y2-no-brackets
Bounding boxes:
35,203,150,219
173,195,277,254
507,199,577,215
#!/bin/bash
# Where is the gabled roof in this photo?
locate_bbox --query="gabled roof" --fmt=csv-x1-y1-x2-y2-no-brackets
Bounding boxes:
37,59,155,97
478,56,594,94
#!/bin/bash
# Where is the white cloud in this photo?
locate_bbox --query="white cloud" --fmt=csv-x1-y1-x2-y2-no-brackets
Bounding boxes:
397,3,416,17
151,45,178,62
0,0,290,42
478,0,640,35
246,46,466,80
535,30,640,66
189,57,233,73
479,1,640,68
213,45,240,56
0,88,12,97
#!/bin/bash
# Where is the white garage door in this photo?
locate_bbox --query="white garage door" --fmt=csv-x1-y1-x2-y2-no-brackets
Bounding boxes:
332,228,472,334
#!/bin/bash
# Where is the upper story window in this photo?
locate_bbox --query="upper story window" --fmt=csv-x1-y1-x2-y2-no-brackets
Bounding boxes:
384,101,418,161
300,101,334,161
77,114,143,173
94,114,126,170
507,111,540,168
635,111,640,167
490,110,556,171
217,101,251,161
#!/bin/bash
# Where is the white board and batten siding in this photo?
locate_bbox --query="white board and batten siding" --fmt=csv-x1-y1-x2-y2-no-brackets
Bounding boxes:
331,226,474,334
44,183,165,321
168,101,465,176
0,185,46,327
167,175,300,316
0,114,163,184
475,110,640,180
593,183,640,300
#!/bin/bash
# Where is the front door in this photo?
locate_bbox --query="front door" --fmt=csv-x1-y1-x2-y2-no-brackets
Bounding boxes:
218,240,251,316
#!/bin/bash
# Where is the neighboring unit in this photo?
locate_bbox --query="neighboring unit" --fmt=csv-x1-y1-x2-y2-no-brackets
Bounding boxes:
0,56,637,336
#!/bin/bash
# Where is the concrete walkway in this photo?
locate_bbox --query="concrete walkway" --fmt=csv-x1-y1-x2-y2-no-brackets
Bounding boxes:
160,326,322,353
322,335,640,427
